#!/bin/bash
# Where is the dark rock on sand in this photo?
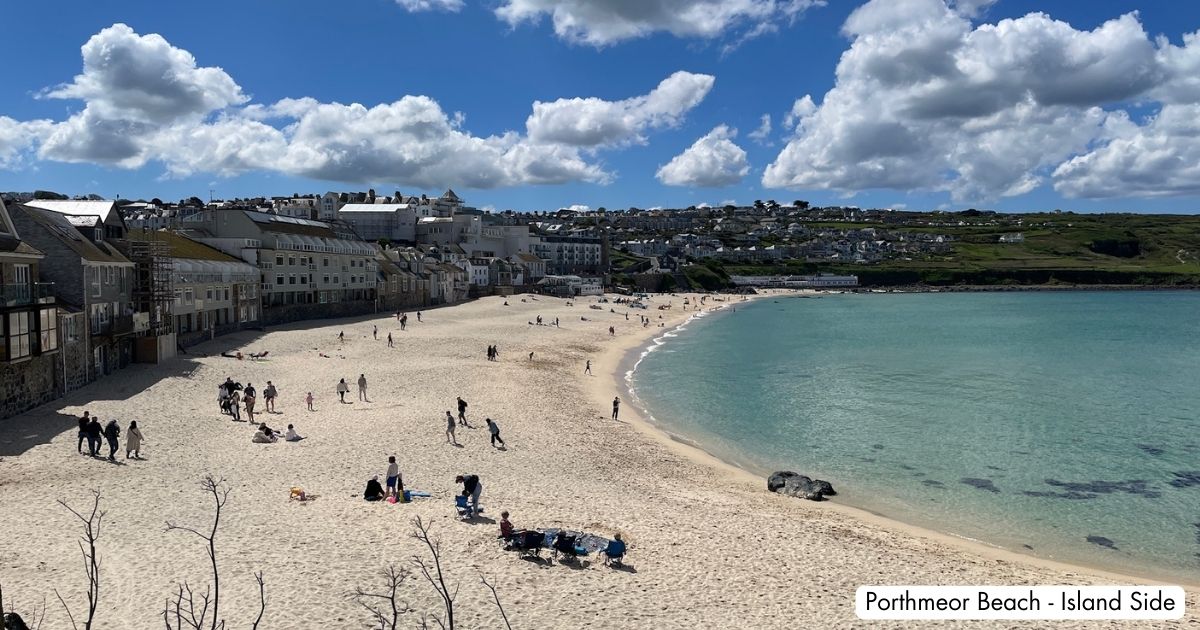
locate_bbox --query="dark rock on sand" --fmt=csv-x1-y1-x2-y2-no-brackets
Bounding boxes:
961,478,1000,493
768,471,837,501
1086,535,1118,550
1169,471,1200,488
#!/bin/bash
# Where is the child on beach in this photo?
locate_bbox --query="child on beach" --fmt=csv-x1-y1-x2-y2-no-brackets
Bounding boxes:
445,411,458,446
499,511,514,541
385,456,403,499
486,418,505,447
305,391,315,411
126,421,144,459
285,424,304,441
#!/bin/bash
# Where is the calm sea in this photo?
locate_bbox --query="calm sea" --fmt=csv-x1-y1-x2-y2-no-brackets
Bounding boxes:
628,291,1200,582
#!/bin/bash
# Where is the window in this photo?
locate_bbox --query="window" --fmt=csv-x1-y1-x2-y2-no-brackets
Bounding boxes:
323,257,330,267
276,255,284,266
300,275,307,285
39,308,58,353
91,267,102,297
275,275,284,285
8,311,32,360
288,257,295,266
206,288,214,300
288,275,296,285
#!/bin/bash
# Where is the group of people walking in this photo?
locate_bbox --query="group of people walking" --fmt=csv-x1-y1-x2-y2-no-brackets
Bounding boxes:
76,410,143,461
337,374,369,403
443,396,506,448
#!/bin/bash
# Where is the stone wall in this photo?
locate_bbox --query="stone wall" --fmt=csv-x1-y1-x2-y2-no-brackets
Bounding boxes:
261,300,383,326
0,352,59,420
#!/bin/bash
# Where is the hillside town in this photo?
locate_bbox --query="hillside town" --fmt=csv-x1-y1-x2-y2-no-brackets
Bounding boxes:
0,188,976,420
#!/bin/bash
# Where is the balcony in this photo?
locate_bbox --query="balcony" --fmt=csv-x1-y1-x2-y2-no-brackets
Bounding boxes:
0,282,55,308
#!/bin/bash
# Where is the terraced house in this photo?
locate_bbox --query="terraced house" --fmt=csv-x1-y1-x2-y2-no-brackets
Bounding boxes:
0,198,63,419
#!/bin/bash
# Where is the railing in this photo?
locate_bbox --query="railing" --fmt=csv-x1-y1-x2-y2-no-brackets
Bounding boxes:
0,282,55,307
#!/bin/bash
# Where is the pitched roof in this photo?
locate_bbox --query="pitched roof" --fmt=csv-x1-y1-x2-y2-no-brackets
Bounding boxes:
16,204,131,264
441,189,461,201
126,229,245,263
338,203,411,213
25,199,118,223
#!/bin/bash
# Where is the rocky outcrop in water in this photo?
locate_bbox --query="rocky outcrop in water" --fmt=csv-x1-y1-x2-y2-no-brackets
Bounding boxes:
768,471,837,501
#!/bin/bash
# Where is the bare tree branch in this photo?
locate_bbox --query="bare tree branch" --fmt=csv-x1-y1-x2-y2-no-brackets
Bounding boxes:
480,574,512,630
250,572,266,630
349,565,411,629
410,517,455,630
165,476,242,630
56,490,104,630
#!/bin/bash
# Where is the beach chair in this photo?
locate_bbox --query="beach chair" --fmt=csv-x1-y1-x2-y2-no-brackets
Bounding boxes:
454,495,482,519
602,538,627,567
551,532,588,563
503,530,547,558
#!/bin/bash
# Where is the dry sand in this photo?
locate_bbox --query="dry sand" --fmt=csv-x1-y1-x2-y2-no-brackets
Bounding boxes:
0,292,1194,629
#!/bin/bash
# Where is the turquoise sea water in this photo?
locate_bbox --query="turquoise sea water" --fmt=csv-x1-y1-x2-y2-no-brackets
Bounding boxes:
628,292,1200,582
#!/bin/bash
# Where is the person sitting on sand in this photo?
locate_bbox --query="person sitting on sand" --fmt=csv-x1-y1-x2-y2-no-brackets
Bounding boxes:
252,426,277,443
285,424,304,442
364,476,385,501
499,511,515,541
603,533,627,566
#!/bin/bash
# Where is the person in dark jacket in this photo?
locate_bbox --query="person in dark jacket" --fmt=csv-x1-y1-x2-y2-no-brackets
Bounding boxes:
103,419,120,461
77,411,90,454
364,476,385,501
86,417,103,457
455,474,482,517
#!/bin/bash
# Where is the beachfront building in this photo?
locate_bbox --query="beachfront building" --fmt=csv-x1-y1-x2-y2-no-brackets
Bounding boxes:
8,203,141,379
180,209,385,324
529,235,604,275
728,274,859,288
0,198,70,419
338,203,419,244
509,252,546,283
537,275,604,297
125,229,260,347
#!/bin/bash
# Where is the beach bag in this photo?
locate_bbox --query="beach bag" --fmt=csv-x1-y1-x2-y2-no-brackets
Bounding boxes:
386,496,398,504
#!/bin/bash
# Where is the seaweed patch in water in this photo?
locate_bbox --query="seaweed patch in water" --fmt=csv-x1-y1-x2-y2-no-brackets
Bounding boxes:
897,463,916,470
872,444,885,450
1086,535,1118,550
1169,471,1200,488
961,478,1000,493
1044,478,1161,498
921,479,945,488
1136,444,1165,456
1022,490,1098,500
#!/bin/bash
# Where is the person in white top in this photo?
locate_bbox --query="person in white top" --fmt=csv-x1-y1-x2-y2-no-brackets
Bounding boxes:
385,455,402,499
285,424,304,442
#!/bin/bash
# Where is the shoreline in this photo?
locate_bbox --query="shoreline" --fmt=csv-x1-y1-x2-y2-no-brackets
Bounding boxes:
598,291,1200,590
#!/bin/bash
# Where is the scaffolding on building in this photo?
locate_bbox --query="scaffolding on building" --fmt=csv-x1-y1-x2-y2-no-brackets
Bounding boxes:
127,235,175,336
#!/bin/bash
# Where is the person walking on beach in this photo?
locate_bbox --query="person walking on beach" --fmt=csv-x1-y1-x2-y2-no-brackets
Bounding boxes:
417,311,422,322
584,360,592,375
337,378,350,403
86,416,102,456
455,474,482,518
554,317,559,327
401,314,408,330
528,351,534,361
457,397,469,426
486,418,505,448
229,389,242,421
387,332,394,348
445,411,458,445
486,345,493,361
612,397,620,420
264,381,278,412
126,421,143,459
609,326,615,336
385,456,403,499
103,419,120,462
357,374,369,402
373,325,378,340
243,387,256,423
77,411,90,454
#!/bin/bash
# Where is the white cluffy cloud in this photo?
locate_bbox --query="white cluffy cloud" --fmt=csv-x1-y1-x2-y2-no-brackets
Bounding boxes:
657,125,750,187
526,71,715,147
748,114,772,144
394,0,464,11
763,0,1200,200
7,24,716,189
496,0,824,46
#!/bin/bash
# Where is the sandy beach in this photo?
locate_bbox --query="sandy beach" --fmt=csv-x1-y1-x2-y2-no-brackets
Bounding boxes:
0,292,1194,629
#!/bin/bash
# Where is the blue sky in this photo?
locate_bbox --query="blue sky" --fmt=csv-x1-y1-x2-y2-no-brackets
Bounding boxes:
2,0,1200,213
